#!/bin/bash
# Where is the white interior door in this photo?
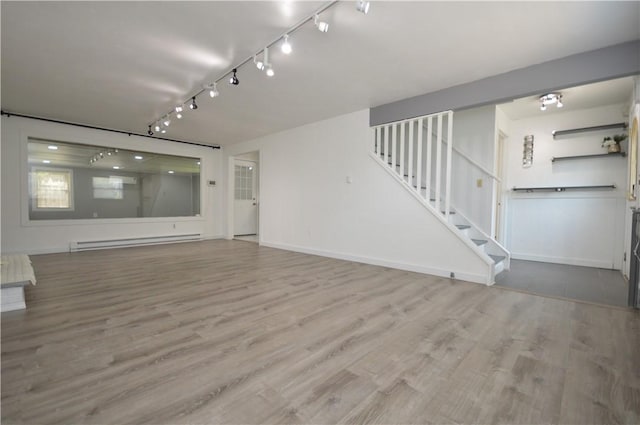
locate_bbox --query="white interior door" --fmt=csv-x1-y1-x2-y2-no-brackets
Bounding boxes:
234,160,257,235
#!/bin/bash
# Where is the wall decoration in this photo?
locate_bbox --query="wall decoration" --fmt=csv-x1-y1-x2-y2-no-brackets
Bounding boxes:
522,135,534,168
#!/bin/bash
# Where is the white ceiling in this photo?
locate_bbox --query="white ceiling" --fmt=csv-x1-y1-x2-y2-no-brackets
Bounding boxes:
498,76,635,120
2,1,639,147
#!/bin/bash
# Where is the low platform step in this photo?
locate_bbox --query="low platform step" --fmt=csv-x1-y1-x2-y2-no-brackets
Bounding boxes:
456,224,470,230
472,239,488,246
489,254,506,264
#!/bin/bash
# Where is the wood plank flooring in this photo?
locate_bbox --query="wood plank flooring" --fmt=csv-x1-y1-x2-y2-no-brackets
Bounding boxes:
2,240,639,424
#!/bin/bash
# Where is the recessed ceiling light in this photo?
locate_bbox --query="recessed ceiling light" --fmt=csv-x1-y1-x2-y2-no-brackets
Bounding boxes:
134,155,143,160
47,145,58,150
113,166,121,169
168,170,175,174
42,160,51,164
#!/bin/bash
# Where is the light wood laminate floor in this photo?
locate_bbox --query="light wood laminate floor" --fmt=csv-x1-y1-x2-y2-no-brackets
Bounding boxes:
2,240,639,424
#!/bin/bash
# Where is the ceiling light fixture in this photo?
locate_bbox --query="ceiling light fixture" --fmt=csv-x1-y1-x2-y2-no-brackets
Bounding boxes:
47,145,58,150
229,68,240,85
356,1,370,14
168,170,175,174
147,125,154,136
163,117,171,127
263,47,274,77
208,82,219,98
539,93,563,111
254,54,265,71
281,34,292,54
147,1,341,133
134,155,143,160
42,160,51,164
314,14,329,32
113,166,120,170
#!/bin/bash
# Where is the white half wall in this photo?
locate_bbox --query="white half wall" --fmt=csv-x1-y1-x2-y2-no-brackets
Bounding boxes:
1,116,224,254
503,103,628,269
451,106,497,235
225,109,490,284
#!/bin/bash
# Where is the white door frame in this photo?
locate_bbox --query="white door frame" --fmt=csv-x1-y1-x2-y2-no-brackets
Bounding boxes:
226,150,261,241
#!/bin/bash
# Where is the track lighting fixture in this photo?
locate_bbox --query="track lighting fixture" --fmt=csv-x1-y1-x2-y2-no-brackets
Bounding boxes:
356,0,370,14
539,93,563,111
262,47,274,77
314,14,329,32
208,82,219,98
229,68,239,85
281,34,292,54
147,2,347,132
266,65,274,77
254,55,265,71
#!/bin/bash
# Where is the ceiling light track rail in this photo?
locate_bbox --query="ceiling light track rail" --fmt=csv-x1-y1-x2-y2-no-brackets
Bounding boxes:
1,110,220,149
147,0,362,134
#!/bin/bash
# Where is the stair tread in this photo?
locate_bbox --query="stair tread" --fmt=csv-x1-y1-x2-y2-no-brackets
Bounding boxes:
472,238,488,246
489,254,506,264
456,224,471,230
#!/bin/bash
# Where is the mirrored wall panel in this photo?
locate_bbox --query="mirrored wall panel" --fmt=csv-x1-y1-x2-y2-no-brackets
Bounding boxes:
28,138,201,220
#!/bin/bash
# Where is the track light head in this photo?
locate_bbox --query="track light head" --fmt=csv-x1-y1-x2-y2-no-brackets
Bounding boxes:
254,55,265,70
266,64,274,77
189,96,198,110
154,123,161,132
356,0,370,14
314,14,329,32
163,118,171,127
208,82,219,98
281,34,292,54
176,112,183,119
229,68,239,85
148,125,154,136
175,105,183,113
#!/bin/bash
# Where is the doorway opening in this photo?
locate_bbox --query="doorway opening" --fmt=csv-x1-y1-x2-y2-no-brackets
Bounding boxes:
232,151,259,243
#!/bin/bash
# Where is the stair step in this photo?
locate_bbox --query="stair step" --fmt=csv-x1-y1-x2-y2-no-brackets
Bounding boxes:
489,254,506,264
456,224,470,230
472,239,488,246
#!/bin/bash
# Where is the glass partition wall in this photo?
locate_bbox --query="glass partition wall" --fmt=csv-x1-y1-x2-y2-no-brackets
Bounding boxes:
27,138,201,220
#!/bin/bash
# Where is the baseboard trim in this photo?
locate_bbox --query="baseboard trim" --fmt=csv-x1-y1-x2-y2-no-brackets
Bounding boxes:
511,253,615,269
3,235,226,256
260,241,488,285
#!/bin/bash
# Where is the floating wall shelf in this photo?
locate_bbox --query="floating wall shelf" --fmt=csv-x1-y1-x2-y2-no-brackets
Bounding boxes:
551,151,626,162
552,122,627,139
513,185,616,193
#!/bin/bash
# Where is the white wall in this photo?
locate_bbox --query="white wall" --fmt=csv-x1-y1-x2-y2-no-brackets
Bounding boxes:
1,116,224,254
450,106,496,234
503,103,628,269
224,109,490,284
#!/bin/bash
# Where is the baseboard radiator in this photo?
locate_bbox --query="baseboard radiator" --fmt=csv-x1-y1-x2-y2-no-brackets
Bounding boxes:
70,233,202,252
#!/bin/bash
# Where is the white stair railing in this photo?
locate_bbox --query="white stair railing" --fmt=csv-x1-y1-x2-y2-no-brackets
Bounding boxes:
373,110,454,218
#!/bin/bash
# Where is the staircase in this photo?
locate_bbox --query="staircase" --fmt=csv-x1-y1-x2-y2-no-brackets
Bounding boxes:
370,110,510,285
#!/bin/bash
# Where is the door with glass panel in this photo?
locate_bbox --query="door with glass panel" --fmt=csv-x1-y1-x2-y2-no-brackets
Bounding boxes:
233,160,257,235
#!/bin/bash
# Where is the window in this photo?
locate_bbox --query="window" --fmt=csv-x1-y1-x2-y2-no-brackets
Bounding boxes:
31,168,74,210
93,176,123,199
234,165,253,200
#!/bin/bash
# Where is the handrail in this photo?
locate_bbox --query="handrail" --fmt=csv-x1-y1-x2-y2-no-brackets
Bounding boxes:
437,136,501,183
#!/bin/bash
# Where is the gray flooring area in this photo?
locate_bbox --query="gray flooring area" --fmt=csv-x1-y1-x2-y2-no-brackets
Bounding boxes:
495,259,629,307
